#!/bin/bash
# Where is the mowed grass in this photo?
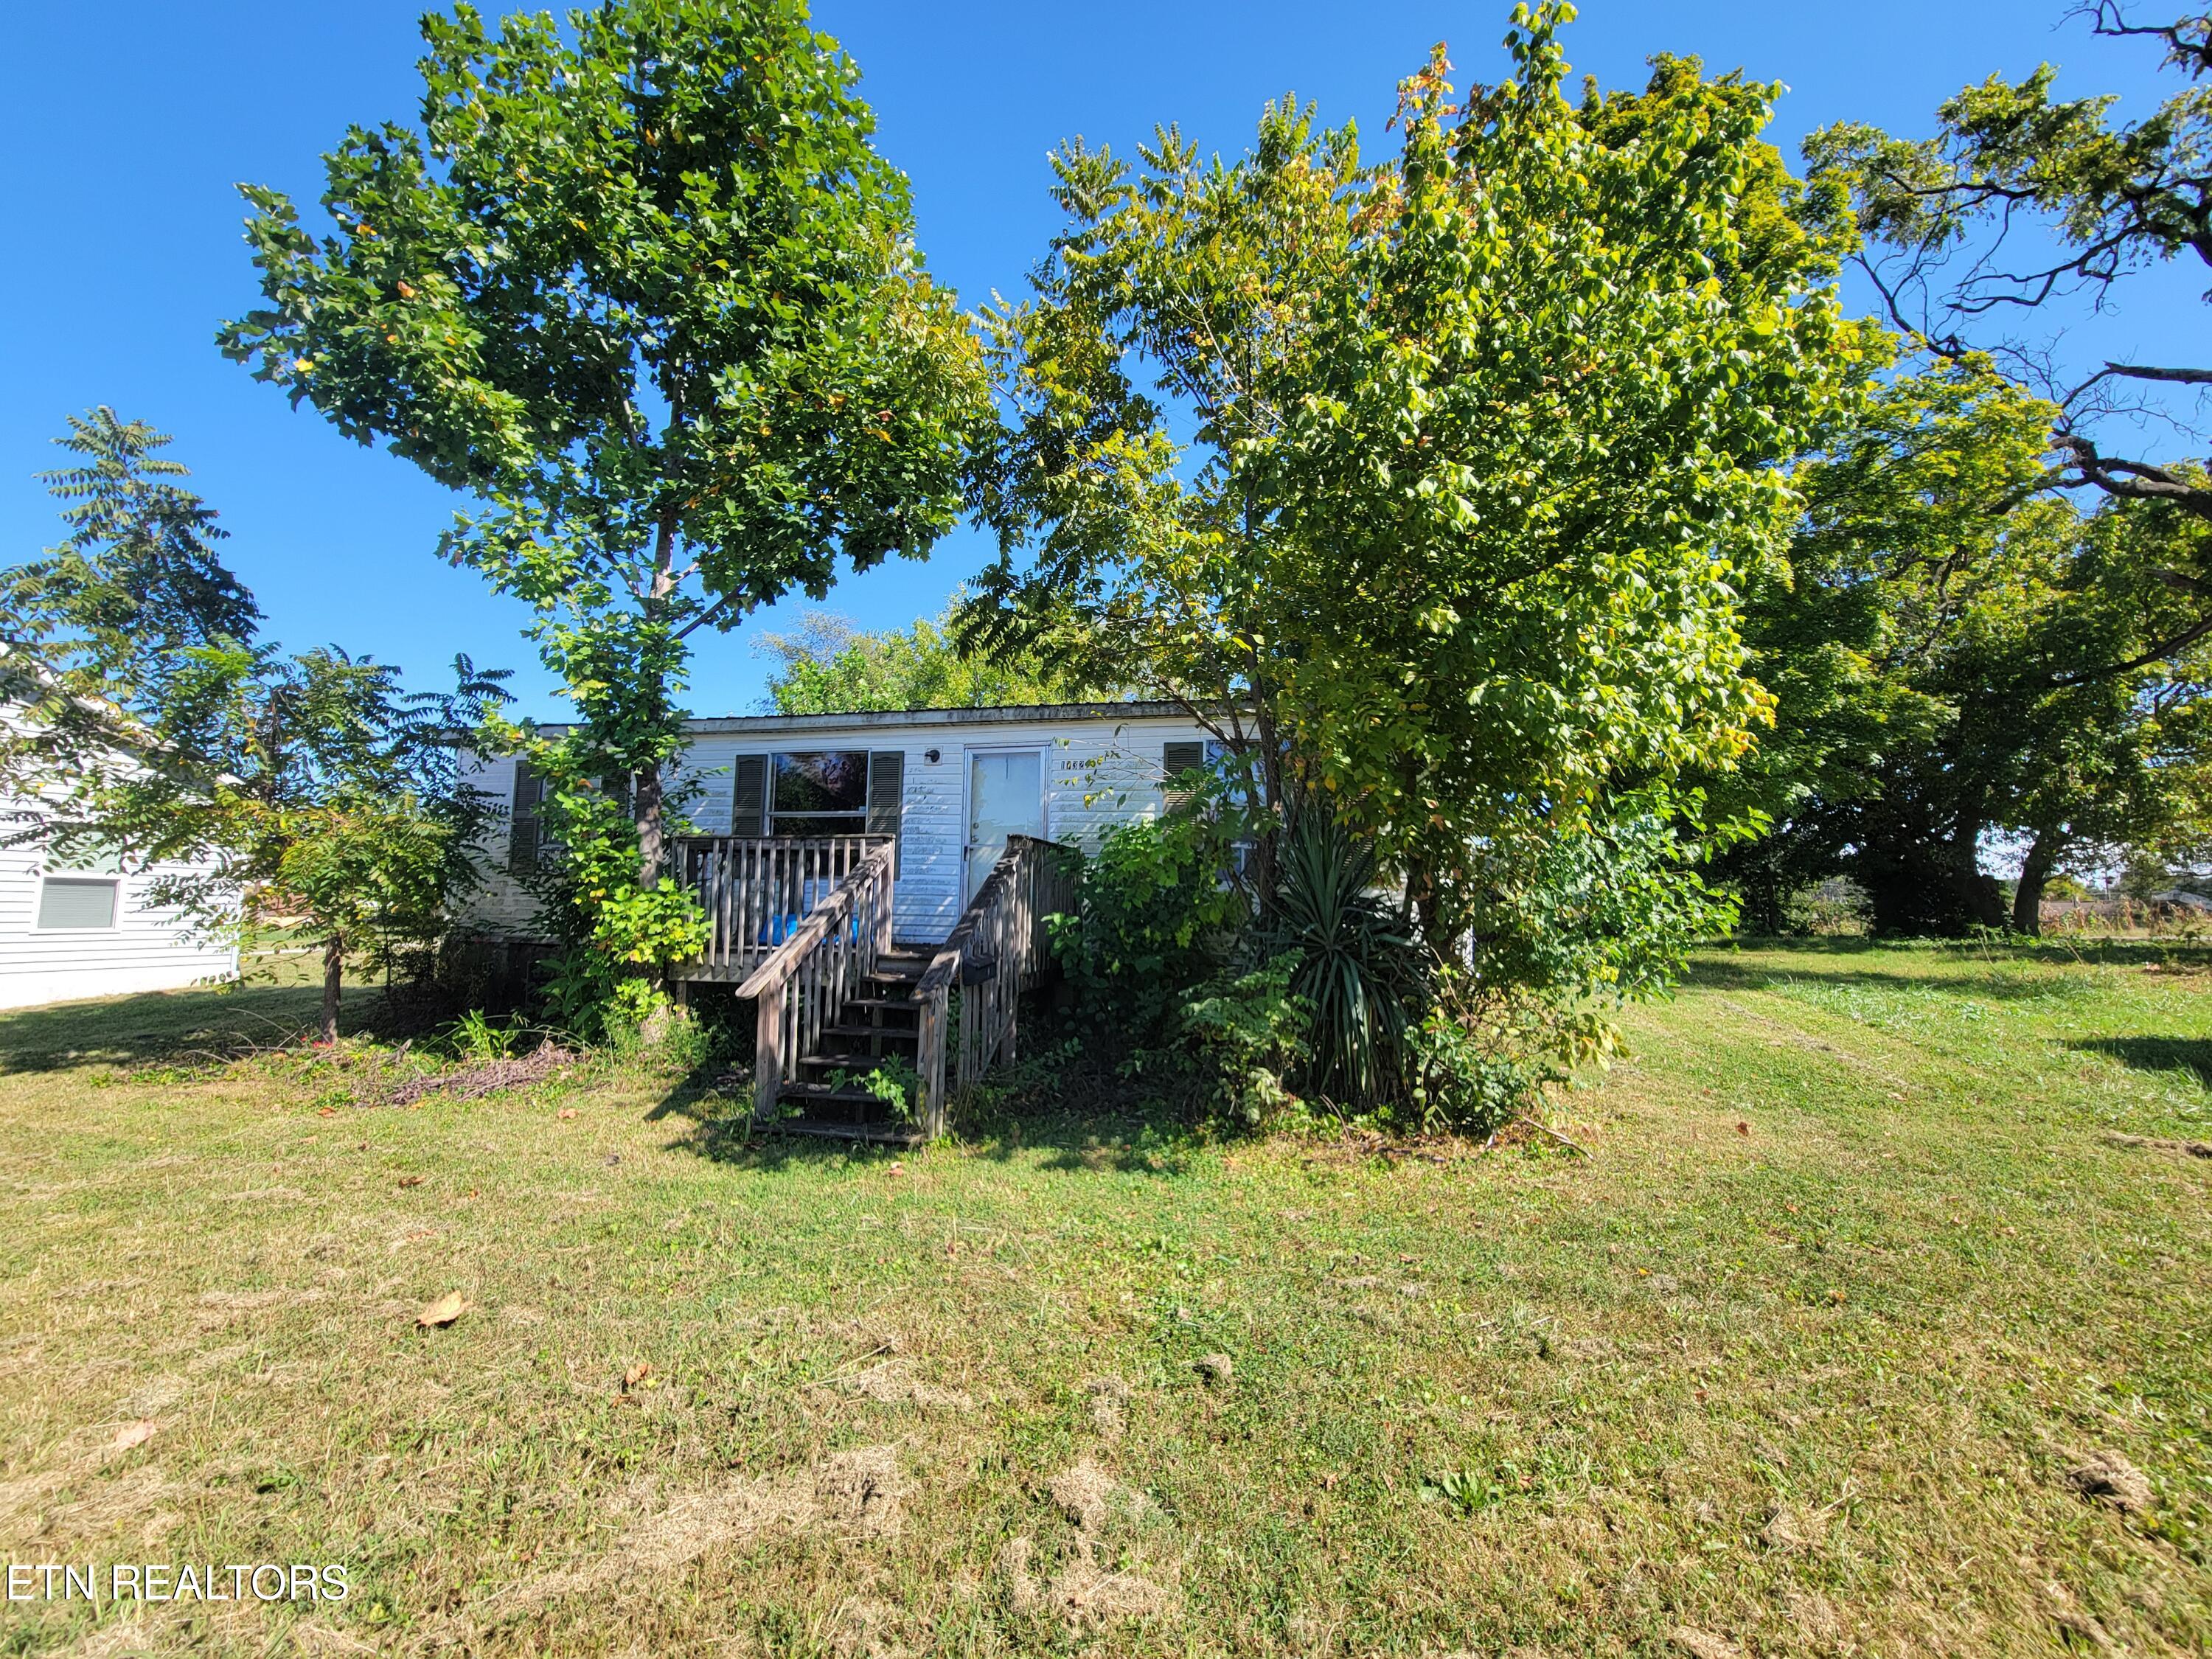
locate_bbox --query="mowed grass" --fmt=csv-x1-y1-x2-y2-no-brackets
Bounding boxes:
1,939,2208,1657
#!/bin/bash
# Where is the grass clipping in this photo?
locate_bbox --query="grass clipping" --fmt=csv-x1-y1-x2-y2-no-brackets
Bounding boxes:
999,1457,1178,1627
490,1446,902,1619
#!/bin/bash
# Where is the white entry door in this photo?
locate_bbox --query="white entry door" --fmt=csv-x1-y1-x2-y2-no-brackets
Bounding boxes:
966,749,1045,902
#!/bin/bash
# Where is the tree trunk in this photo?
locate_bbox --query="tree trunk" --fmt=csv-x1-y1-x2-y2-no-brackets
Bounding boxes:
634,506,681,896
1950,785,2006,931
320,932,344,1046
2012,829,2064,936
634,761,665,890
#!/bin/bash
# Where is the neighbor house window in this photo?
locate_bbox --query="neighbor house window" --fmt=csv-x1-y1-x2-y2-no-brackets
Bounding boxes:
770,751,869,837
38,877,119,930
37,836,122,929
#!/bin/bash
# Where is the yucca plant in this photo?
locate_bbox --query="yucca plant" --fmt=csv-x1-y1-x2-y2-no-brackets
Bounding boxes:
1270,811,1420,1109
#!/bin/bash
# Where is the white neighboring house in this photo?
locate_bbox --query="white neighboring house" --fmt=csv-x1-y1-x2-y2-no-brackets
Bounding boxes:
0,796,239,1011
461,701,1222,945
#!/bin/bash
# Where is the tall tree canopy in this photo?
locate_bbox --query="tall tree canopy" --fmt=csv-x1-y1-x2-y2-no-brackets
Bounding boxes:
1807,7,2212,551
1716,362,2212,933
971,2,1865,944
0,410,262,787
220,0,990,1000
757,605,1110,716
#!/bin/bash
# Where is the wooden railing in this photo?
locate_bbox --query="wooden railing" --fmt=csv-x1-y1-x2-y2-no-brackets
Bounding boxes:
734,840,897,1123
914,834,1080,1136
671,835,888,981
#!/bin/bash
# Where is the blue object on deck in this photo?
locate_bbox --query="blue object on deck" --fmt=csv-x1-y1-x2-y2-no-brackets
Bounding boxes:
755,879,866,948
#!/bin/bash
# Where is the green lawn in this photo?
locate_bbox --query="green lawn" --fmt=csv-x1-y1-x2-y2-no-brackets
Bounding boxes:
1,939,2208,1656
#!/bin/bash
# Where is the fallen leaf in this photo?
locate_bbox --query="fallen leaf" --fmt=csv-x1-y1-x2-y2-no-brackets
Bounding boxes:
623,1362,654,1390
111,1419,157,1452
558,1109,577,1121
397,1175,425,1189
1736,1121,1750,1136
417,1292,467,1328
318,1107,336,1118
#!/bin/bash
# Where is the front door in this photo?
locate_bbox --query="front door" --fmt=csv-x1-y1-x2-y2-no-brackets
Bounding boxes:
966,749,1044,902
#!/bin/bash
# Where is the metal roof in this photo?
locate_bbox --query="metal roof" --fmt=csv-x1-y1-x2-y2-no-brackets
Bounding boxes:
528,700,1203,738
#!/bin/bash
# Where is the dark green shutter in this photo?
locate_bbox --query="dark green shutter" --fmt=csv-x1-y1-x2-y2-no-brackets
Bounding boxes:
867,751,905,872
732,755,768,837
1162,740,1205,804
509,758,544,873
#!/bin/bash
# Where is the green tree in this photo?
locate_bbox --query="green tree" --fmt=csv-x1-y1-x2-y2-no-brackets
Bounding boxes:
975,4,1863,953
77,641,511,1042
220,0,989,1006
964,80,1367,871
757,602,1110,714
3,415,509,1042
1724,363,2212,933
1261,17,1860,945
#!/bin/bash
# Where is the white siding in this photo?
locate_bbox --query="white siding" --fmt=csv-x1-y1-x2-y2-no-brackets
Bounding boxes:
0,805,238,1012
458,709,1214,946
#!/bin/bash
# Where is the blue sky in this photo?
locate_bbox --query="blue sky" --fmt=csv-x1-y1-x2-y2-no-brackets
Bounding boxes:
4,1,2205,720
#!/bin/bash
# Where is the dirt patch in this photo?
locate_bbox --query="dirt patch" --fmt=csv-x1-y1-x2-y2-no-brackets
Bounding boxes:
385,1040,577,1107
1670,1630,1742,1659
1041,1554,1177,1625
1761,1501,1829,1551
1048,1457,1122,1534
813,1444,905,1535
497,1475,798,1608
2101,1130,2212,1160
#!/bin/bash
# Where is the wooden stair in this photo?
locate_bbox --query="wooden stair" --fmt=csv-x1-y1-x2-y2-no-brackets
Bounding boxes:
769,945,930,1142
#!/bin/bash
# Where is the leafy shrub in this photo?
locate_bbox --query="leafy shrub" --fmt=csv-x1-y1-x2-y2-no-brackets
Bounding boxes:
1402,969,1576,1137
441,1009,515,1062
1783,880,1870,936
1395,790,1744,1130
1468,790,1740,1032
1057,807,1252,1041
825,1056,922,1122
1175,953,1311,1127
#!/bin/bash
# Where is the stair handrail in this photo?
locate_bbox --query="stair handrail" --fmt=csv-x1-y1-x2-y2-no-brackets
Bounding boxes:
735,839,896,1123
915,833,1079,1135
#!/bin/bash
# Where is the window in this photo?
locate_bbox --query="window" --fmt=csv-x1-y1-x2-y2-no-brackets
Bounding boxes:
38,877,118,930
771,751,869,836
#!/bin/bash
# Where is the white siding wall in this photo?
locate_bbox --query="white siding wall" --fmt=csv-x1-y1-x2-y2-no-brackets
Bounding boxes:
458,711,1213,945
0,809,239,1012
